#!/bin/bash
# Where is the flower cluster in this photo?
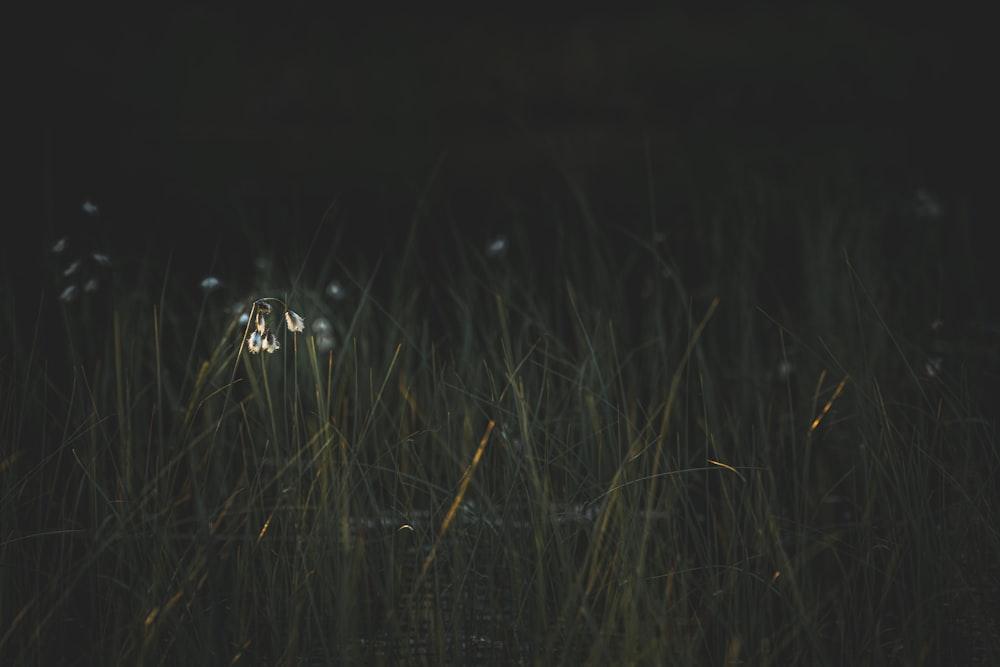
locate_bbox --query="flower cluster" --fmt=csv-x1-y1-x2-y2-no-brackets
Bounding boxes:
246,298,305,354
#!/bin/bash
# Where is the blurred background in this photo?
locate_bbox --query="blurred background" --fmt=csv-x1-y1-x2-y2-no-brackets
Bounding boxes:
14,3,996,295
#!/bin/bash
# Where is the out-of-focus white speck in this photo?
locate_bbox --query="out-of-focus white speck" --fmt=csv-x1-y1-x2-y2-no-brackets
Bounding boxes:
913,188,943,219
312,317,333,335
486,235,508,258
312,318,335,352
326,281,345,300
60,284,80,303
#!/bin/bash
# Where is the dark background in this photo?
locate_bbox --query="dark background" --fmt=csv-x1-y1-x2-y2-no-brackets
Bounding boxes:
13,3,996,296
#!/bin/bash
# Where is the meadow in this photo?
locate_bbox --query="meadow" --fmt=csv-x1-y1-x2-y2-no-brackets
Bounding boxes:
2,153,997,665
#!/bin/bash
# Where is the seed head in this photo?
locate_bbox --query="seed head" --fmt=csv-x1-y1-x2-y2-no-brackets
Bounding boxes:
244,297,304,355
262,330,280,353
247,331,263,353
285,310,305,333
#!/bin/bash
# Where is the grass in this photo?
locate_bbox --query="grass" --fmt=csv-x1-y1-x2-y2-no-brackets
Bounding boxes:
2,159,998,666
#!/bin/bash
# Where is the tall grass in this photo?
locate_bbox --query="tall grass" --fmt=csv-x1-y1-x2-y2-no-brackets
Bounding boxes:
2,167,997,665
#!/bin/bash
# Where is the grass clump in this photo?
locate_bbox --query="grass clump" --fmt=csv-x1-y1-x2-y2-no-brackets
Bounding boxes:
2,168,997,666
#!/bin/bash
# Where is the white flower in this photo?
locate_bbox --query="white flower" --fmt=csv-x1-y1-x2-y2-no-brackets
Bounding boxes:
244,298,304,356
63,261,80,277
200,276,221,291
82,201,99,216
262,330,280,353
52,237,68,253
91,253,111,267
247,331,263,353
285,310,305,333
84,278,99,292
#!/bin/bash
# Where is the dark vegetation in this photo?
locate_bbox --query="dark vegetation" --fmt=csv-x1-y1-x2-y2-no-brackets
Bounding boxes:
5,5,997,665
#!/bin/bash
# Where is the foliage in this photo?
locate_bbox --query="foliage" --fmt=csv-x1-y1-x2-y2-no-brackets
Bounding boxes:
2,166,997,666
